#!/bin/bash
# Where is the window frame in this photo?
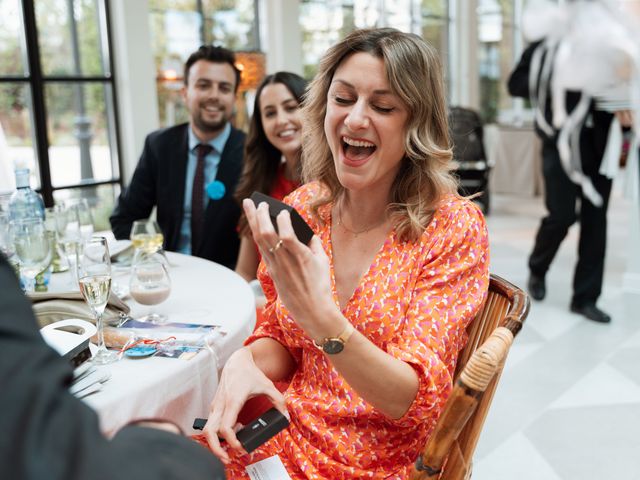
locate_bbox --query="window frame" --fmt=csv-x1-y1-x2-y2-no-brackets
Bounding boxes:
0,0,123,206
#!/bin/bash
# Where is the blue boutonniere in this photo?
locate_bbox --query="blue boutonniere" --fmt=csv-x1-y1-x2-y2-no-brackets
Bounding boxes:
206,180,226,200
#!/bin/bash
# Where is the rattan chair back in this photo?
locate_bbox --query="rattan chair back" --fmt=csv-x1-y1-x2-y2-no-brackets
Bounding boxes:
410,274,530,480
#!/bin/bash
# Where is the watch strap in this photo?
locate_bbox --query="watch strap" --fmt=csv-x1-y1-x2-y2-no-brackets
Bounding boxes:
313,323,355,353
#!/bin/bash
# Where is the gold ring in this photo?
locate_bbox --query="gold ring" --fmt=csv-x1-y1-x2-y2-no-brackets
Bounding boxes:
268,239,283,253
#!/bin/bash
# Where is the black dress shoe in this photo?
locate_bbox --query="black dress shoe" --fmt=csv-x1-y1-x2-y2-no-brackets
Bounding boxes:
527,274,546,301
570,303,611,323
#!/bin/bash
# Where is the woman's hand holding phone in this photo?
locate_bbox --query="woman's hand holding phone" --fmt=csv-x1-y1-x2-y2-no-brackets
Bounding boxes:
243,196,341,341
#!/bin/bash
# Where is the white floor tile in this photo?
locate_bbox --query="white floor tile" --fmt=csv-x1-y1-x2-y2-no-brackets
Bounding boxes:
474,432,563,480
503,343,543,373
549,363,640,409
621,328,640,348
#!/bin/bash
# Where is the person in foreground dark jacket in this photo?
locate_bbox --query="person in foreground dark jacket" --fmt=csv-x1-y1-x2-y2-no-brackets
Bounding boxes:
0,253,225,480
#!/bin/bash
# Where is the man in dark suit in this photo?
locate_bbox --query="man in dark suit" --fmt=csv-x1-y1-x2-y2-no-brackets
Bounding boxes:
110,45,246,269
508,41,630,323
0,253,226,479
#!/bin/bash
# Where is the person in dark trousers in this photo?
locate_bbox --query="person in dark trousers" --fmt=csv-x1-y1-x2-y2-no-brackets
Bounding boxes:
0,253,226,479
110,45,246,269
508,40,631,323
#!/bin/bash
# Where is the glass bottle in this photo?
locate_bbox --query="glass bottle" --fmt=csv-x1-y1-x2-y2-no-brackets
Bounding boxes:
9,167,45,222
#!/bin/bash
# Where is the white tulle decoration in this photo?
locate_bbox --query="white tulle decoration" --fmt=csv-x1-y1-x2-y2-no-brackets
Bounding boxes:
521,0,640,206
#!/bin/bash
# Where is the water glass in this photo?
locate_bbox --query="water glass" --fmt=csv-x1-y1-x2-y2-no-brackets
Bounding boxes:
129,251,171,324
11,218,51,293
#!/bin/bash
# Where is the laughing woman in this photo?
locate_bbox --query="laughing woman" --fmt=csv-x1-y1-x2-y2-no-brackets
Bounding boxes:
234,72,307,283
200,28,490,479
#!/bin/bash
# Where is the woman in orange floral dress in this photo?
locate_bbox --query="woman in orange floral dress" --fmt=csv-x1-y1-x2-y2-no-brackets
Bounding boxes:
195,28,490,479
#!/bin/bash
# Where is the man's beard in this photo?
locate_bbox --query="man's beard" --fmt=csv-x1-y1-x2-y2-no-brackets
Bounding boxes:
192,108,229,134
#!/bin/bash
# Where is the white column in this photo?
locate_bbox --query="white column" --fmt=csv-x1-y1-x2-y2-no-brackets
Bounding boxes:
261,0,303,75
109,0,159,183
450,0,479,109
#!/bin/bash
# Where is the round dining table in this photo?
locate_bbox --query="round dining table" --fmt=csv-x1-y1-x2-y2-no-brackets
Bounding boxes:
48,248,256,436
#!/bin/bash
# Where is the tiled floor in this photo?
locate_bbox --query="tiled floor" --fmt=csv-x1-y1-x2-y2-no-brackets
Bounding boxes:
473,189,640,479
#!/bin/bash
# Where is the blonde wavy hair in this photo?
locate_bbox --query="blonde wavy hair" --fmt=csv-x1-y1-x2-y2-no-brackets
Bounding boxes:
301,27,458,242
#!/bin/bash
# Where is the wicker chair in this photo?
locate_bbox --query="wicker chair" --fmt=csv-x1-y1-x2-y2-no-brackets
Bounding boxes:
411,274,530,480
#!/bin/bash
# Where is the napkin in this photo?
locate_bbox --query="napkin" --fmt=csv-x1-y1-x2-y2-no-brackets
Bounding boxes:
29,290,130,327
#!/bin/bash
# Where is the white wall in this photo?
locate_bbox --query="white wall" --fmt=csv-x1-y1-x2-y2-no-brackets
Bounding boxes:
261,0,303,75
450,0,479,109
109,0,159,183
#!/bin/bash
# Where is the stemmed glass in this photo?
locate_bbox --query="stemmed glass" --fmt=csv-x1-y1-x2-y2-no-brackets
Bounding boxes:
55,205,82,287
129,251,171,324
130,219,164,254
66,198,94,243
11,218,52,293
44,207,68,273
0,212,15,259
77,237,117,365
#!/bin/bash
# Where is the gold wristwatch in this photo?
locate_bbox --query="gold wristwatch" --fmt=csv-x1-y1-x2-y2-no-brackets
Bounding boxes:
313,323,355,355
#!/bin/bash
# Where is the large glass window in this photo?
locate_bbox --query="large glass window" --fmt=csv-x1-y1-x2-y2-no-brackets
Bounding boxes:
300,0,450,82
0,0,121,231
477,0,521,123
149,0,258,127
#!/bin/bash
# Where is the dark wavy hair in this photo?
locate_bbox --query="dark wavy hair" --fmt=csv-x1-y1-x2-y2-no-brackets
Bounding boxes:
184,45,241,91
235,71,308,233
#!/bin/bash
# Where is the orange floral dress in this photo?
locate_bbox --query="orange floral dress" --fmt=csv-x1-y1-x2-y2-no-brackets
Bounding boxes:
196,182,490,479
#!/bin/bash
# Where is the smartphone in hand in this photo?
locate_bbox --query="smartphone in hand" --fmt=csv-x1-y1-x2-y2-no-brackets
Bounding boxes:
249,192,314,245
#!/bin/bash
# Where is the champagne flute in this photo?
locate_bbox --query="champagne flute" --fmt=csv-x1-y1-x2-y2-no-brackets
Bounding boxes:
55,205,82,287
77,236,117,365
130,219,164,254
129,251,171,324
44,207,68,273
11,218,51,293
66,198,94,242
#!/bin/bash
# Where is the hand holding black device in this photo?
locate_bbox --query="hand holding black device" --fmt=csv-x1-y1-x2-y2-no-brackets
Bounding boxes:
249,192,314,245
192,407,289,453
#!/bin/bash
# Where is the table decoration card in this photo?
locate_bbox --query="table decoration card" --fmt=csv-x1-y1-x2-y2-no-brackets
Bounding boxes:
102,317,223,361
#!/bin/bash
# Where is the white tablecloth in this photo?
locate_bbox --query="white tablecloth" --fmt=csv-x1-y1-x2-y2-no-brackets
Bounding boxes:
485,124,545,197
49,251,255,435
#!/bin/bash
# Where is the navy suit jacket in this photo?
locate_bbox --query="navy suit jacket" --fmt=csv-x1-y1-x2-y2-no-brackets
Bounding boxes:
110,123,245,269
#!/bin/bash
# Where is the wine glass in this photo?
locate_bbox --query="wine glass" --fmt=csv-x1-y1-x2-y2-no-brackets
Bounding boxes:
11,218,52,293
66,198,94,242
129,251,171,324
44,207,68,273
55,204,82,287
130,219,164,254
77,236,117,365
0,212,15,258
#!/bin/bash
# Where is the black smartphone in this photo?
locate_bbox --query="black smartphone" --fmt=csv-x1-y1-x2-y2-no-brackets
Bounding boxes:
249,192,314,245
192,407,289,453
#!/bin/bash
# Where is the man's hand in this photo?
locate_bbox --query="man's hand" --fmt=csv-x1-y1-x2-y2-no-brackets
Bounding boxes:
615,110,634,128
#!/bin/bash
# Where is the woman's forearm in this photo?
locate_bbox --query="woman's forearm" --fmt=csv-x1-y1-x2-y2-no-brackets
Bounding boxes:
235,236,260,282
308,308,419,420
248,337,297,382
327,329,419,419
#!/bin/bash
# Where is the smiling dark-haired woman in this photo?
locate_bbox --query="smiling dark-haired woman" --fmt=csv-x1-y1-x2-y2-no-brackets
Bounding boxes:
234,71,307,284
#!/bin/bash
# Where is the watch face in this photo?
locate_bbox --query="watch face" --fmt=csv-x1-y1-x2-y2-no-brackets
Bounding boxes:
323,339,344,355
